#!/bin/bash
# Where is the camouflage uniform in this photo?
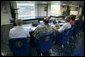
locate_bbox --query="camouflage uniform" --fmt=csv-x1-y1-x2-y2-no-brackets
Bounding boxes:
33,25,55,39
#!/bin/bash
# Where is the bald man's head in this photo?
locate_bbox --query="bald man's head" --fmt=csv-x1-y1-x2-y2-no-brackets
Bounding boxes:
15,19,23,26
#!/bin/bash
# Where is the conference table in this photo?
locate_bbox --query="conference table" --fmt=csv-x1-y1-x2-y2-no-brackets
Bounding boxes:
22,22,65,31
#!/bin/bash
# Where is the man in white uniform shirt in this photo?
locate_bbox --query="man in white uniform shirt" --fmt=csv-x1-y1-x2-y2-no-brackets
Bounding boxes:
9,19,31,39
9,19,32,56
58,16,71,32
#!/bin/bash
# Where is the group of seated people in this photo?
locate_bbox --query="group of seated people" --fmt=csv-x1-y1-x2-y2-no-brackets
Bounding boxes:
9,15,76,39
9,15,78,56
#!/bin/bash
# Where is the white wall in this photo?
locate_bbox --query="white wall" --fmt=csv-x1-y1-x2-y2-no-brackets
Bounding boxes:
38,4,47,17
35,3,38,17
9,1,51,19
48,4,51,16
1,1,11,25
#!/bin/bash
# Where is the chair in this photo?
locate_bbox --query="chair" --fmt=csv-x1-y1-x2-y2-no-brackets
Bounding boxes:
71,21,84,56
56,28,74,56
35,32,55,56
8,38,31,56
72,44,84,56
58,28,72,46
73,22,83,37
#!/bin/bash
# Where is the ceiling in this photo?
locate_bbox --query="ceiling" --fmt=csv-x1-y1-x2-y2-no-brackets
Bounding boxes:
11,1,84,6
60,1,84,6
35,1,84,6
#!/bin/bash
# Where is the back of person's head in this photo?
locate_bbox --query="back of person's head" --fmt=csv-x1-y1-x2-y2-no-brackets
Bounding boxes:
67,6,70,9
65,16,71,22
70,15,76,21
43,16,49,25
15,19,23,26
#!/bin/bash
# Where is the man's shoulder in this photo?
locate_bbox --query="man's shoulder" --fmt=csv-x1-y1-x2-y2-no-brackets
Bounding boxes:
10,27,16,31
9,27,17,33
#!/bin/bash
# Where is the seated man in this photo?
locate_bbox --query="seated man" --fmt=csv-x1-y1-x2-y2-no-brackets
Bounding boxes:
57,16,72,32
33,16,55,39
38,16,51,26
9,19,32,56
9,19,31,39
33,17,56,56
